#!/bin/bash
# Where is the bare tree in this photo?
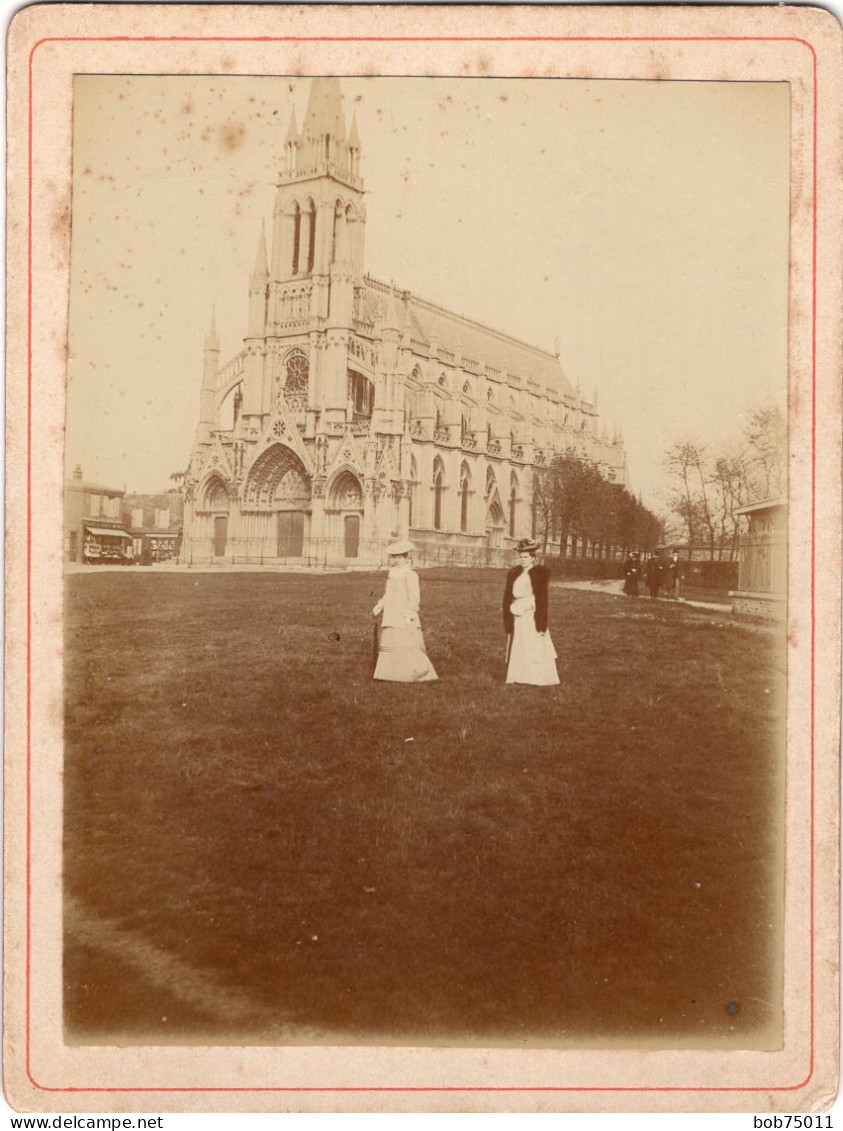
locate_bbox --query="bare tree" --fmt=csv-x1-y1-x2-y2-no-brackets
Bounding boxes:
744,405,786,498
663,403,786,560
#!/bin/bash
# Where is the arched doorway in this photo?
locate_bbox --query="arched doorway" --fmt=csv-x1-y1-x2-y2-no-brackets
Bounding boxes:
214,516,228,557
327,470,363,559
485,467,504,552
201,477,230,558
241,444,311,561
344,514,361,558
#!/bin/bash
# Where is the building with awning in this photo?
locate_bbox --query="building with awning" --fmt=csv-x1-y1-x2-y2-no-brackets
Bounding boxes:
84,526,132,539
82,525,133,563
123,490,184,564
65,466,131,564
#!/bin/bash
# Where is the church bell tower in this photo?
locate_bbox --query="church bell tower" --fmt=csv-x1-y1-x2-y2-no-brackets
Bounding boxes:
265,81,364,330
259,80,366,424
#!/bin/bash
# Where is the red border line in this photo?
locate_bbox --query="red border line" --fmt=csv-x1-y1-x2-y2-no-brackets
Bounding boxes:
809,29,818,1094
28,32,818,1095
27,34,822,44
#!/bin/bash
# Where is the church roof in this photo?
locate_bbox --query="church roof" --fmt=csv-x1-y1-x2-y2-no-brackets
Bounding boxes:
363,278,574,397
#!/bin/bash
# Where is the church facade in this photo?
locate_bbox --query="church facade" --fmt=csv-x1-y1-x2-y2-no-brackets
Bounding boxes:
182,78,627,567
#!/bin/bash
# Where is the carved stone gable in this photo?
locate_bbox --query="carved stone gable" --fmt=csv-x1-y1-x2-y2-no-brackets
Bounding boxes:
375,442,399,484
198,437,236,486
325,432,365,480
244,397,315,480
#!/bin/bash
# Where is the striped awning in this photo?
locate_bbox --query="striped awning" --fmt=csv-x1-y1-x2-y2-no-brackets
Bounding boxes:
85,526,132,539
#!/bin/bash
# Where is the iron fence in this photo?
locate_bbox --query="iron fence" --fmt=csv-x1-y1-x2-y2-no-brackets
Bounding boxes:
178,536,635,575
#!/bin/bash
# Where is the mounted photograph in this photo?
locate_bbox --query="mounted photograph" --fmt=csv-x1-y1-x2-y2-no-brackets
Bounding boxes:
63,70,789,1048
5,3,840,1115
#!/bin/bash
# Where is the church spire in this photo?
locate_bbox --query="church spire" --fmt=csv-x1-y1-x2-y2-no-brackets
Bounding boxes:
284,106,299,173
294,77,352,179
302,77,348,148
205,306,219,351
251,221,268,284
199,307,219,444
248,223,269,339
348,110,361,176
285,106,299,145
278,78,362,192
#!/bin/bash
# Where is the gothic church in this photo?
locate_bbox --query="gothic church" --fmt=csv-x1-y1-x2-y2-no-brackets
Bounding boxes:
182,78,627,566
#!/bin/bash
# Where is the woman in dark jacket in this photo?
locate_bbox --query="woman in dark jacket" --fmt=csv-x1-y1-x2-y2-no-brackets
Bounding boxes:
623,551,640,597
503,539,559,686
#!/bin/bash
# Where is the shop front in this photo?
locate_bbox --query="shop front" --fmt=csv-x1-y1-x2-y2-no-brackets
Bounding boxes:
83,525,133,564
141,531,181,564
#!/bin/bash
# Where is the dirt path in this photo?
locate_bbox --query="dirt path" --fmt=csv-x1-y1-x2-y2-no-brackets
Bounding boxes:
65,894,333,1042
552,577,732,612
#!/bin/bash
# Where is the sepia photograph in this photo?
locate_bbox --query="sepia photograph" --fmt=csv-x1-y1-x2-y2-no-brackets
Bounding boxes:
62,71,792,1050
5,3,841,1114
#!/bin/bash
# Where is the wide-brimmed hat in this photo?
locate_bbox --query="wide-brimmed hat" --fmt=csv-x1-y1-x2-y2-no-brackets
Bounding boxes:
386,539,414,556
515,538,540,554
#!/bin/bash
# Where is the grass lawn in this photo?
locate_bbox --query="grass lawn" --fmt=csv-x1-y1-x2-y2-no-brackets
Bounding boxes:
64,569,785,1048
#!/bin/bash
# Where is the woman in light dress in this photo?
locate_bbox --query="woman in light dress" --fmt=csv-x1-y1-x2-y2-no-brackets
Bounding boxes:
502,538,560,686
372,540,438,682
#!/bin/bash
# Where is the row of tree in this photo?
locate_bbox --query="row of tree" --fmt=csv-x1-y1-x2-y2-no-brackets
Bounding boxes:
662,405,786,560
532,453,663,557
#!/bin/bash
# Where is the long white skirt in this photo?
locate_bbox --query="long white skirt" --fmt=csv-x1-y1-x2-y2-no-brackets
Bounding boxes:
374,626,438,682
506,615,560,686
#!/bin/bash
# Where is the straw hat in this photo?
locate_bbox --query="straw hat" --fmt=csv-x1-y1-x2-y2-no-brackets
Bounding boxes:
386,539,414,556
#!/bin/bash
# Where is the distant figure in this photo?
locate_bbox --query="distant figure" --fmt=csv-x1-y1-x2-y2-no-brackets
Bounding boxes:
503,538,560,686
623,551,640,597
666,550,685,599
372,540,438,682
645,552,664,599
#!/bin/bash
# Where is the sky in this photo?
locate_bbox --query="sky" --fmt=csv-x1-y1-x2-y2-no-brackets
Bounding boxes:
66,75,790,506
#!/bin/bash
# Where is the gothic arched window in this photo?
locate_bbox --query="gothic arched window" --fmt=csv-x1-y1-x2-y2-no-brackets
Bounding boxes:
348,369,374,419
331,201,342,264
409,458,418,528
292,204,301,275
306,201,316,273
285,351,309,393
509,473,519,537
433,460,445,531
459,465,471,533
